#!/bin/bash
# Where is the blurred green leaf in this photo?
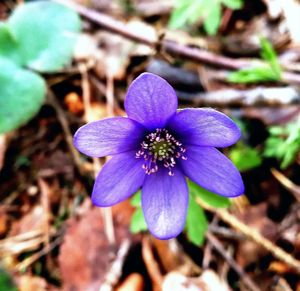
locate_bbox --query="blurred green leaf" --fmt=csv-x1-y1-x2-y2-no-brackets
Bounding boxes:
188,180,231,208
130,191,141,207
228,66,279,83
228,38,281,83
260,37,281,78
0,57,46,134
203,2,221,36
130,208,147,233
169,0,243,35
0,269,17,291
229,142,262,171
222,0,243,9
0,23,21,63
264,118,300,169
169,0,197,29
0,1,81,72
185,195,208,246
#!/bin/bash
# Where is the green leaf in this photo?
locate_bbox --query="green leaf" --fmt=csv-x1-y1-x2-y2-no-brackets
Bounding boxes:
130,208,148,233
0,23,22,63
228,37,281,84
188,180,231,208
0,57,46,134
130,191,141,207
228,66,279,83
169,0,222,35
222,0,243,9
264,118,300,169
169,0,195,29
0,269,17,291
229,142,262,171
203,2,222,35
260,37,281,78
0,1,81,72
185,196,208,246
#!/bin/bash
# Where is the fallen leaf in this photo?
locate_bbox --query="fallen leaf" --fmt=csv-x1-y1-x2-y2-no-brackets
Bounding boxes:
235,203,278,267
17,275,48,291
64,92,84,115
59,201,134,291
116,273,144,291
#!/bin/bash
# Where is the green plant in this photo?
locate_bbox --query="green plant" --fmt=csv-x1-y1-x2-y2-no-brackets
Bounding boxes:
228,37,282,83
229,141,262,171
264,117,300,169
169,0,244,35
0,1,81,134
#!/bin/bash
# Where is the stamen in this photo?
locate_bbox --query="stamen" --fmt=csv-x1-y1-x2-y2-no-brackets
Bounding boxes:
136,128,187,176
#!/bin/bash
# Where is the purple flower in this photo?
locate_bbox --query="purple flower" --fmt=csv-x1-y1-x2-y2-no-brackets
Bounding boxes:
74,73,244,239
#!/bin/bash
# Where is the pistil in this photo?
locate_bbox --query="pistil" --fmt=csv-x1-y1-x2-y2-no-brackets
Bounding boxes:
136,128,187,176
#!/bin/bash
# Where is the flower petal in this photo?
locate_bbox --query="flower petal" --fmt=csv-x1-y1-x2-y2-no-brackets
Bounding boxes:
125,73,178,130
142,167,188,239
92,150,146,206
74,117,145,157
180,146,244,197
168,108,241,147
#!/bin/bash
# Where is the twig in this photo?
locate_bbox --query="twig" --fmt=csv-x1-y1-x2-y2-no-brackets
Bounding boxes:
106,73,115,117
197,199,300,273
38,178,50,249
209,225,245,240
142,236,164,288
16,234,62,271
52,0,300,85
99,239,131,291
79,63,116,246
271,168,300,202
47,89,84,175
52,0,246,69
206,231,260,291
0,230,44,255
178,86,300,107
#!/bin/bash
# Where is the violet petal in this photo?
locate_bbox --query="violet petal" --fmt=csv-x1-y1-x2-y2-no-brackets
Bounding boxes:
180,146,244,197
125,73,178,130
73,117,145,157
168,108,241,148
92,150,146,206
141,167,188,239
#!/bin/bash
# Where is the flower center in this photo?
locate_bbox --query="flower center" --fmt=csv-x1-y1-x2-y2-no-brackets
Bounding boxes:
136,128,187,176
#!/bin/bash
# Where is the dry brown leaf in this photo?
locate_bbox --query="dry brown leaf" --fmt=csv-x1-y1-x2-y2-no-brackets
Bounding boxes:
200,270,231,291
94,20,155,80
59,201,134,291
162,270,230,291
64,92,84,115
235,203,278,267
17,275,48,291
0,206,9,237
116,273,144,291
74,33,98,61
9,205,46,237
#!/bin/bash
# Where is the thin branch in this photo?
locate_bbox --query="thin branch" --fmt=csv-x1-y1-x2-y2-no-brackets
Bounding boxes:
79,63,116,246
47,89,84,175
206,231,260,291
142,236,164,288
198,199,300,273
271,168,300,202
178,86,300,107
99,239,131,291
53,0,300,85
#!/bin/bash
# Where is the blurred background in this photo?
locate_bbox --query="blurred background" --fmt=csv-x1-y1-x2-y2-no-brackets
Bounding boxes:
0,0,300,290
